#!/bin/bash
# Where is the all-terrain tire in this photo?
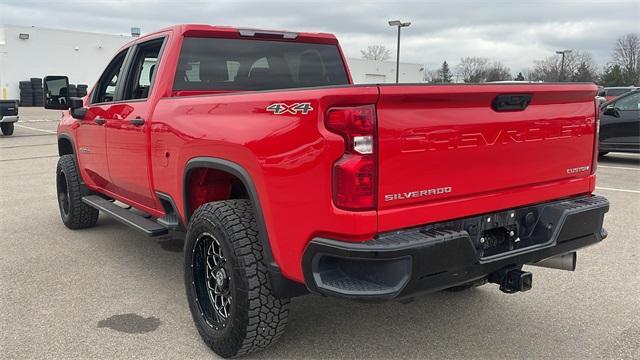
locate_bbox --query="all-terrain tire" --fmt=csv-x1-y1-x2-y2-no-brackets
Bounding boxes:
1,122,14,135
184,200,290,358
56,154,99,229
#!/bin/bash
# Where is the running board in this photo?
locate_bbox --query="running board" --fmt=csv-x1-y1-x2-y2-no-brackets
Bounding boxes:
82,195,168,236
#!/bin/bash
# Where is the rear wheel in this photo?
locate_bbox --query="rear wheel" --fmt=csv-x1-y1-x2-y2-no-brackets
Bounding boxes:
56,155,99,229
1,122,14,136
185,200,289,358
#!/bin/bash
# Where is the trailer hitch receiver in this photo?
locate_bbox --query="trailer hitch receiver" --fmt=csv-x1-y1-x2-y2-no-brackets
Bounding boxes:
490,267,533,293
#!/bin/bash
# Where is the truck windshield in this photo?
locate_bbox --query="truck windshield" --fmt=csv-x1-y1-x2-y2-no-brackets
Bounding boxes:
173,37,349,92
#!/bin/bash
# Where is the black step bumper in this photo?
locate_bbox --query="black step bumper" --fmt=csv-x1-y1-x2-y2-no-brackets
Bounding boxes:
302,195,609,300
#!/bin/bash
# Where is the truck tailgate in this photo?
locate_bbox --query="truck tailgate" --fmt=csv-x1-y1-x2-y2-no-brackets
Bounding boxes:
376,83,598,231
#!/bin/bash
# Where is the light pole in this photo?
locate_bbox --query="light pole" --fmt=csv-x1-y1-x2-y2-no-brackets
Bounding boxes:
388,20,411,83
555,49,572,81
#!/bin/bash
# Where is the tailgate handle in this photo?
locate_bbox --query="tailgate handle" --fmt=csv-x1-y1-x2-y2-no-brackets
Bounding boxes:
492,94,532,112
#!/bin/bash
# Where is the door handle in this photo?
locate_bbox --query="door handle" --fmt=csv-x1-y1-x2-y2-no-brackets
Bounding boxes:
94,117,106,125
130,117,145,126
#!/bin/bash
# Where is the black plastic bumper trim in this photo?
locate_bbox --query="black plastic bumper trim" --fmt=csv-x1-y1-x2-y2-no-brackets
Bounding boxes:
303,195,609,300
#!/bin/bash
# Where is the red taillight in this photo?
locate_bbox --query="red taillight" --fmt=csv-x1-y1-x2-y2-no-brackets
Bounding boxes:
325,105,376,211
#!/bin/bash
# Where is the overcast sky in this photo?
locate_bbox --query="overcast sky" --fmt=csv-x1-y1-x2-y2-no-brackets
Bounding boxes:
1,0,639,73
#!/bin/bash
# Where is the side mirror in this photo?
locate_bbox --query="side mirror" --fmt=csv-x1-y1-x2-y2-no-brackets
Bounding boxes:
43,76,70,110
603,105,620,117
69,97,87,119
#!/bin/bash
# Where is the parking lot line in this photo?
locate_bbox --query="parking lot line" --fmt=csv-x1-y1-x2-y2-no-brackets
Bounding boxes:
20,119,60,123
599,165,640,171
595,186,640,194
15,124,57,134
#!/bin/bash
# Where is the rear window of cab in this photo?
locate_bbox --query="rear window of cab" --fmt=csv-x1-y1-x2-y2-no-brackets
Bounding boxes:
173,37,349,92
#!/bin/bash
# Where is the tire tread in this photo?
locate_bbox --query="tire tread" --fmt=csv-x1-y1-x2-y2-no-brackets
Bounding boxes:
57,155,99,229
187,200,289,358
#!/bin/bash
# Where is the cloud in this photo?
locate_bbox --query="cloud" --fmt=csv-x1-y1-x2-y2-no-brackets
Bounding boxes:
1,0,638,72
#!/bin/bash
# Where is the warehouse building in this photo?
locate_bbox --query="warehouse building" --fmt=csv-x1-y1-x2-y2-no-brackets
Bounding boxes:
0,25,132,101
0,24,425,101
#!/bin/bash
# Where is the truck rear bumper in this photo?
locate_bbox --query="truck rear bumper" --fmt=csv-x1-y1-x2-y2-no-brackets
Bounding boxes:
0,115,18,123
302,195,609,300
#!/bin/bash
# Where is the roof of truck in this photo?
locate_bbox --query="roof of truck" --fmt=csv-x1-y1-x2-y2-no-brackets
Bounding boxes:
121,24,339,48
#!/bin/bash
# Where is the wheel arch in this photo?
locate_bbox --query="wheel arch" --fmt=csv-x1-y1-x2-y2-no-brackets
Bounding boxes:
183,157,276,270
58,133,75,156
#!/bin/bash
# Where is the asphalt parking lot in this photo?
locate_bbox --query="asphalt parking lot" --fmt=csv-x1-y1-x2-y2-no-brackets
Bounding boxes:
1,108,639,359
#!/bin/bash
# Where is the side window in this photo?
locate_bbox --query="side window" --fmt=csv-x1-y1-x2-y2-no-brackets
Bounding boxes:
615,92,640,111
92,49,128,104
123,38,165,100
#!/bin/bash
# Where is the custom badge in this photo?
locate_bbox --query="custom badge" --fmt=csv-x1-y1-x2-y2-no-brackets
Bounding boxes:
266,102,314,115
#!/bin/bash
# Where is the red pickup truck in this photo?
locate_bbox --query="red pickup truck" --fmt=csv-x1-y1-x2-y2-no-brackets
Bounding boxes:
44,24,609,358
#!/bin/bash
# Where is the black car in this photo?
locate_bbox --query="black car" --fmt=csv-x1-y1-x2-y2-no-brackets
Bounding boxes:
599,89,640,155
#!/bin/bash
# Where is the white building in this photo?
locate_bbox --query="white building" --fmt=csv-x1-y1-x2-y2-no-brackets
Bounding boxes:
347,58,425,84
0,24,425,100
0,25,131,100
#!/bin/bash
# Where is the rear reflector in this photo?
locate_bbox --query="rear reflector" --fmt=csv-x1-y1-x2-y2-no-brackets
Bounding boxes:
333,154,375,210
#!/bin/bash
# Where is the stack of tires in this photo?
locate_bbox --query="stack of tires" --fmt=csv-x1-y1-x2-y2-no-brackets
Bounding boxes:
31,78,44,107
68,84,78,98
77,84,88,97
19,81,33,107
19,78,44,107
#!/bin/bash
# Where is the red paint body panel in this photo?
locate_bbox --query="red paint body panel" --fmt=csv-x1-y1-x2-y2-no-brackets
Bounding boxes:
150,87,379,281
57,24,600,284
376,84,598,231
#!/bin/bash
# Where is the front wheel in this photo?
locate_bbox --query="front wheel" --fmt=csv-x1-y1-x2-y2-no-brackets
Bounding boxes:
1,122,14,136
184,200,290,358
56,154,99,229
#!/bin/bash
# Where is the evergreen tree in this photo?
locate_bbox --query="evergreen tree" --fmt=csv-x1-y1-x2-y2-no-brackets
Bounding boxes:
600,64,626,86
438,61,453,83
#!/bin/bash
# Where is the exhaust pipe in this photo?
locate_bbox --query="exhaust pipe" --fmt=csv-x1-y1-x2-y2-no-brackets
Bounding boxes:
529,252,576,271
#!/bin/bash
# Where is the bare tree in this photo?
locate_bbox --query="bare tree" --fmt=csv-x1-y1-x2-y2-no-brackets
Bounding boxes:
571,62,597,82
360,45,392,61
455,57,511,82
529,50,597,82
612,33,640,85
456,57,489,83
485,61,512,82
423,69,441,83
529,56,561,82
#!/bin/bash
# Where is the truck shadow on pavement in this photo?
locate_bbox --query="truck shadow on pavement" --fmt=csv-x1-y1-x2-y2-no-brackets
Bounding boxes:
599,153,640,166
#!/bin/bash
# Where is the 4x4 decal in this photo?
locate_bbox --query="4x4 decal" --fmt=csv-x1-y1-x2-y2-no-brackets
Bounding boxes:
266,102,314,115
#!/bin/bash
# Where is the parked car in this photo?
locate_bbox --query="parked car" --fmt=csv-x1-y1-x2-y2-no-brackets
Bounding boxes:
44,24,609,358
595,86,607,105
599,89,640,155
598,86,638,102
0,99,19,136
